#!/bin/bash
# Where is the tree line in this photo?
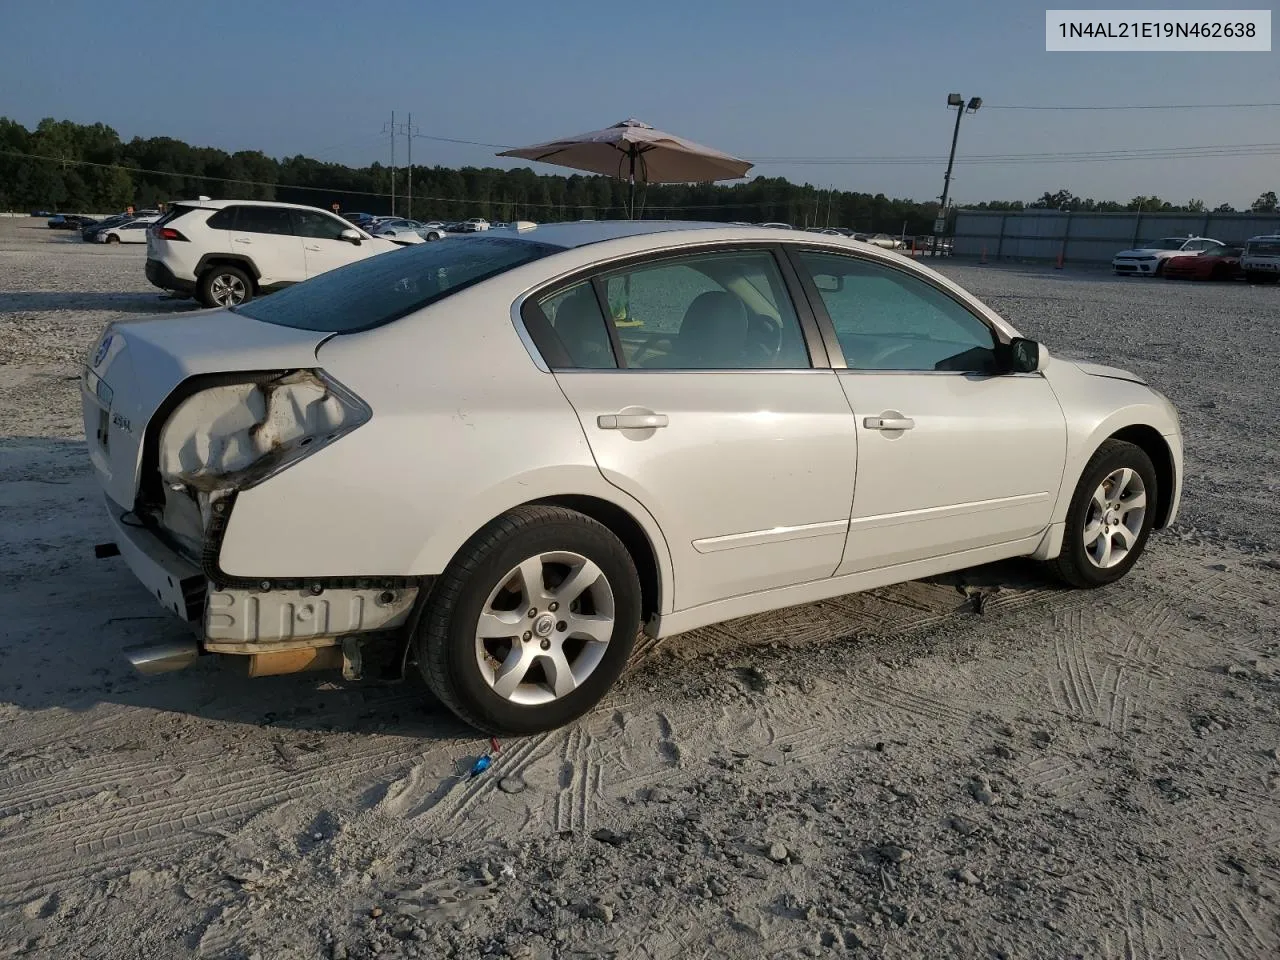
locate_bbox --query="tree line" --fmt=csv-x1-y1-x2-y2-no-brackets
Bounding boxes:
2,118,1276,231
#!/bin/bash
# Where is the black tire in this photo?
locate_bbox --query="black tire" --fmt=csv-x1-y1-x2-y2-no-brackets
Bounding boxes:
1153,260,1166,278
197,264,254,308
415,505,641,735
1048,439,1158,589
106,234,120,244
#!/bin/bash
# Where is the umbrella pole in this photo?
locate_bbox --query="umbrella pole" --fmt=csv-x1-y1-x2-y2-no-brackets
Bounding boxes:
628,150,636,220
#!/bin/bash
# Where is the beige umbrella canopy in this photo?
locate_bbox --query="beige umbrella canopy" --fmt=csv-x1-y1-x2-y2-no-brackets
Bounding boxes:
497,118,752,217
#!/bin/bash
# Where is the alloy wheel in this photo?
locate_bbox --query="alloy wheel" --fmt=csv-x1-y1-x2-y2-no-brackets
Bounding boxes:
474,550,615,706
209,273,248,306
1082,467,1147,568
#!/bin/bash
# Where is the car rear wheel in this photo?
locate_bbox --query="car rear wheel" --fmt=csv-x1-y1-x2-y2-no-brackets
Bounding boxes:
106,234,120,244
415,505,641,735
1048,439,1158,589
198,265,254,308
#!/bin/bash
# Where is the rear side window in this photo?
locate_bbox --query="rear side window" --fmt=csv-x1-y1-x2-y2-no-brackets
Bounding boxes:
234,206,294,236
234,236,560,333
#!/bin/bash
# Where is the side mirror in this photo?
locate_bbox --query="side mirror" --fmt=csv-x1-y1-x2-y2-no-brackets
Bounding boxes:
1005,337,1049,373
340,228,362,245
812,273,844,293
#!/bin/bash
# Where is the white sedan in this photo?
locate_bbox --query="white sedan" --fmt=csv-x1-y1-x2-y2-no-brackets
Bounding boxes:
95,216,159,244
83,222,1183,735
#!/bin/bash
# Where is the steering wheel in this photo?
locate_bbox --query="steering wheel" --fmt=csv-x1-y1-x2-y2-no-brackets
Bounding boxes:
864,340,918,367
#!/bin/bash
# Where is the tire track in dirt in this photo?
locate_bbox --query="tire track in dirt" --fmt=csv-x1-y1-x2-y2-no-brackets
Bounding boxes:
845,675,975,728
0,741,431,899
1182,882,1271,960
1023,754,1092,799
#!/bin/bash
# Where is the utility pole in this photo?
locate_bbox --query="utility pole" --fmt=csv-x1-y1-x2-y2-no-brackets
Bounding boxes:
406,112,412,220
935,93,982,254
390,110,396,216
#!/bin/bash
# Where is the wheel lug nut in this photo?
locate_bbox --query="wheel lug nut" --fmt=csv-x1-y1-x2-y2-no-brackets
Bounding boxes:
540,639,551,651
523,632,532,641
549,602,558,612
528,608,538,617
557,620,567,632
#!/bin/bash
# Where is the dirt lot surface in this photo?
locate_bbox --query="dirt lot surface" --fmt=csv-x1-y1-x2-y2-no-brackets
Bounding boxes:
1,218,1278,959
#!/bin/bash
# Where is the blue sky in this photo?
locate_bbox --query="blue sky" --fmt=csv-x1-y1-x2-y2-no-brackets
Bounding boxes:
4,0,1277,207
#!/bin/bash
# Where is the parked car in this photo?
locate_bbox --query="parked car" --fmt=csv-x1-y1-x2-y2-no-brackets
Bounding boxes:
368,218,430,244
82,214,135,241
86,221,1183,735
1162,245,1243,280
1240,234,1280,284
48,214,96,229
865,233,904,249
417,223,447,241
760,222,794,230
342,212,378,229
95,216,159,244
459,218,490,232
143,199,400,307
1111,236,1223,276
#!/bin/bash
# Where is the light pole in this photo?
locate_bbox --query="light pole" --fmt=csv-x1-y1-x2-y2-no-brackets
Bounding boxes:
935,93,981,254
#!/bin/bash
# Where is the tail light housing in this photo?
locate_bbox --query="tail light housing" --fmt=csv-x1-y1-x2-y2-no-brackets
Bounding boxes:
157,369,371,504
154,226,188,241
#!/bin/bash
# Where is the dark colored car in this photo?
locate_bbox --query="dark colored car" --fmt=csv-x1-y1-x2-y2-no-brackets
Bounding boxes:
48,214,97,230
1163,245,1244,280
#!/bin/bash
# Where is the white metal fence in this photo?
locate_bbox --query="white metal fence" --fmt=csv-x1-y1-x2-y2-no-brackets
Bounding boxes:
953,209,1280,263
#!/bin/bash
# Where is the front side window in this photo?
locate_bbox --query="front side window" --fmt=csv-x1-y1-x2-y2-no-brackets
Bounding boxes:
235,206,295,236
235,236,559,333
795,250,998,373
293,210,351,241
596,250,811,370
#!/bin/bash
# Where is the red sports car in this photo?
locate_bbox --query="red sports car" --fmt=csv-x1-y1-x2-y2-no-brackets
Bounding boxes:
1163,245,1243,280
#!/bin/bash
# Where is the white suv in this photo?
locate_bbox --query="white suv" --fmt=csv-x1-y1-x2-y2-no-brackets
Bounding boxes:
1241,235,1280,284
146,199,400,307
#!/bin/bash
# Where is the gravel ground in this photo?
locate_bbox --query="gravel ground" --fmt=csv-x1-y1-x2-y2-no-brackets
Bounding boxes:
1,218,1278,959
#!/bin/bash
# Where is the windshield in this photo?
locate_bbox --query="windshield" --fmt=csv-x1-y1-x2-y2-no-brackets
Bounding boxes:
1247,240,1280,256
234,236,560,332
1144,238,1187,250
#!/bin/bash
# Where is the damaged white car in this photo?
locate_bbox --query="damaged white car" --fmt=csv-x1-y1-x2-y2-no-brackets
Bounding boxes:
85,221,1183,735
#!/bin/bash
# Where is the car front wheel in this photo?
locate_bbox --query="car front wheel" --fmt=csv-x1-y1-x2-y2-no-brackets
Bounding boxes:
1048,439,1158,588
415,505,641,735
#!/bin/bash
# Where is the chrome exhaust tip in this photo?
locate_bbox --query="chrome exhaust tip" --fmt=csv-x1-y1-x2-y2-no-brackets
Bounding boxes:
125,641,200,675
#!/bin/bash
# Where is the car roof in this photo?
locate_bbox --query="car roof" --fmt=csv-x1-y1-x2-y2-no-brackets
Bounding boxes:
483,219,866,249
171,198,343,212
1247,234,1280,241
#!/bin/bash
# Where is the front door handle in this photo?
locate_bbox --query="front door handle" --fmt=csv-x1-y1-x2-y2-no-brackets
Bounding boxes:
233,238,251,244
598,412,669,430
864,416,915,431
305,245,321,251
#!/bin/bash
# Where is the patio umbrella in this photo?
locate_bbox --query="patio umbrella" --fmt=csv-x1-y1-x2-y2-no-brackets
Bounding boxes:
497,118,752,218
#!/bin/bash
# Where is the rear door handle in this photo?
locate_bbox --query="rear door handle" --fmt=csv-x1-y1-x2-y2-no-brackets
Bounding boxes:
864,416,915,431
598,413,669,430
305,245,321,251
233,238,251,244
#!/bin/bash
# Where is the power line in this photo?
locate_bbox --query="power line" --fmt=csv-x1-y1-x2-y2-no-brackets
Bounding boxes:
986,101,1280,111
